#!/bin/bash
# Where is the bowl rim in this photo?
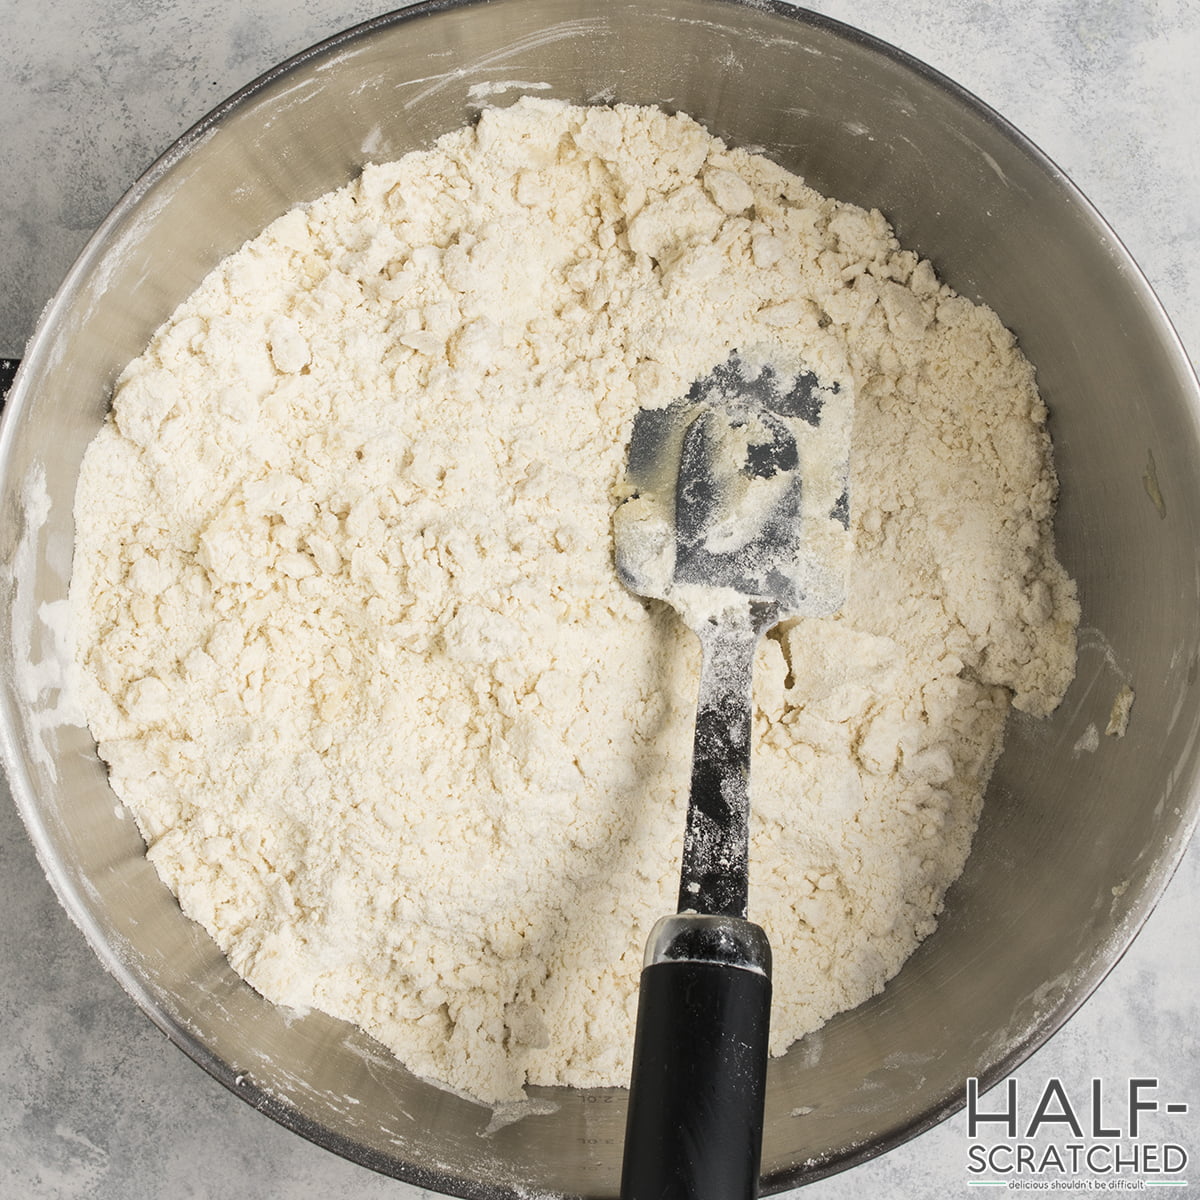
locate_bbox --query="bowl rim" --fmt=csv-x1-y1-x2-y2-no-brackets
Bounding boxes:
3,0,1200,1196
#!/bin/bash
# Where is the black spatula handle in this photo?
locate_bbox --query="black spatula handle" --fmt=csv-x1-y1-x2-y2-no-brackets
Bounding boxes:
621,914,772,1200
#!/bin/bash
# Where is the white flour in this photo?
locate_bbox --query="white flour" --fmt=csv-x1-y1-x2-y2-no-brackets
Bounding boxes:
70,99,1079,1103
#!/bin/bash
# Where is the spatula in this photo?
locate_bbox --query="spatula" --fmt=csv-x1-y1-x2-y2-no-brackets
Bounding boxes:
614,349,853,1200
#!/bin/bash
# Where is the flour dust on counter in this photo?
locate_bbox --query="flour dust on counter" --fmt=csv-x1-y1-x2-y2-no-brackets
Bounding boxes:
70,98,1079,1104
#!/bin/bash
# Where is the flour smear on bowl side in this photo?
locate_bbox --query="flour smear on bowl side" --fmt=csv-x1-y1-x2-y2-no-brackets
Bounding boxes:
69,99,1079,1103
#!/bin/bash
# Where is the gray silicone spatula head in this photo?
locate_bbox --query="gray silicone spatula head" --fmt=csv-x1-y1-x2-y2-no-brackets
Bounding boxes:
613,348,853,638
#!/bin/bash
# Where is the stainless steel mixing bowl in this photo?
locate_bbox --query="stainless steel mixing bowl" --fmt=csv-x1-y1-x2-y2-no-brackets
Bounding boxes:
3,0,1199,1194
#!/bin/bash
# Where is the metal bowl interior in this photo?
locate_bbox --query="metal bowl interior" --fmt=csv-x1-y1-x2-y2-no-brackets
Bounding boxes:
3,0,1200,1195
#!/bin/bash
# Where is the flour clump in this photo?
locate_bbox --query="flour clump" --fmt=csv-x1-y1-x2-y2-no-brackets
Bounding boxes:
70,99,1079,1103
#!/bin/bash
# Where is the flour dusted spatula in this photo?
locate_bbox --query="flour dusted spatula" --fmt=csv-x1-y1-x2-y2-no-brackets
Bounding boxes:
614,349,853,1200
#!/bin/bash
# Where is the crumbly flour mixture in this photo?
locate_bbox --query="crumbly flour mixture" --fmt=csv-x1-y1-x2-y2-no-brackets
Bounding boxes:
71,99,1079,1103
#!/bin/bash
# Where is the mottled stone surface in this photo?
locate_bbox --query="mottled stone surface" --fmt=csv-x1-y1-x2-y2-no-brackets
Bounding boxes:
1,2,1197,1196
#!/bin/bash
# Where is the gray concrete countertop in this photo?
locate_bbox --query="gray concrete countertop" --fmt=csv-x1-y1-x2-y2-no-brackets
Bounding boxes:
2,2,1197,1197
